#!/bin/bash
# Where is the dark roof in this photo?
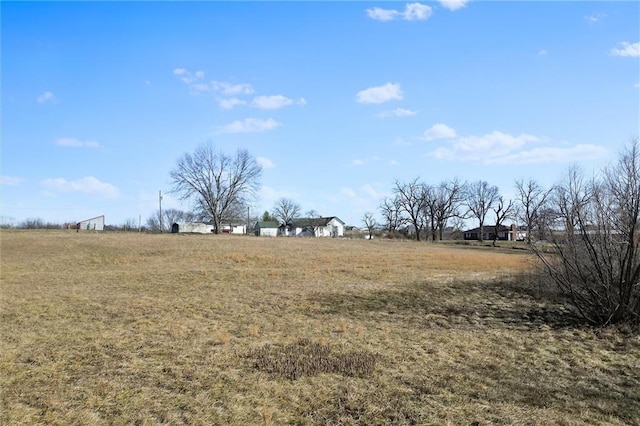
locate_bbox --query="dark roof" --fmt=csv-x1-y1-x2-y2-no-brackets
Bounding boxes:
290,216,344,227
255,221,279,229
464,225,511,233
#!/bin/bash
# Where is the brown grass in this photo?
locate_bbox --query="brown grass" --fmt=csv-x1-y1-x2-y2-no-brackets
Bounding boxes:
1,230,639,425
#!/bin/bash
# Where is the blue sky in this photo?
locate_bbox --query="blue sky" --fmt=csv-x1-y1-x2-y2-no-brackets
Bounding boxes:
2,1,639,227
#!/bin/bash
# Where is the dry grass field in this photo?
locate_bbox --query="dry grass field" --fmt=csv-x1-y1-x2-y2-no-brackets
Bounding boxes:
1,230,639,425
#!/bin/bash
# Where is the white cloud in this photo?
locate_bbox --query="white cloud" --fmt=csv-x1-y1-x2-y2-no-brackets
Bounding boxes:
610,41,640,58
42,176,119,198
486,144,608,165
635,82,640,89
36,91,55,104
56,137,100,148
394,137,411,146
585,12,605,23
212,81,255,96
356,83,402,104
256,156,275,169
430,130,538,161
538,49,548,56
376,108,417,118
352,159,365,166
438,0,470,11
216,118,281,134
1,176,23,186
366,3,432,21
426,128,606,165
423,123,457,141
251,95,294,109
219,98,246,110
389,160,399,166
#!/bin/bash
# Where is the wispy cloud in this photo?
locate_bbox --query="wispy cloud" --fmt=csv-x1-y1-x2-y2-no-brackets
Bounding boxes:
610,41,640,58
356,83,402,104
376,108,417,118
438,0,470,11
426,124,607,164
366,3,432,21
423,123,457,141
56,137,100,148
173,67,255,95
538,49,548,56
584,12,605,24
36,91,56,104
250,95,306,110
42,176,119,198
1,176,23,186
216,118,281,134
256,156,275,169
219,98,247,110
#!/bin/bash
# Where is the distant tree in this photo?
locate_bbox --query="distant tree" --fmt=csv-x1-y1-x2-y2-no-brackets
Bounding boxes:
170,143,262,234
304,209,320,237
362,212,377,239
379,196,405,232
491,196,514,247
261,211,276,222
122,218,138,231
393,178,428,241
272,198,301,225
464,180,499,242
514,178,552,243
433,178,466,241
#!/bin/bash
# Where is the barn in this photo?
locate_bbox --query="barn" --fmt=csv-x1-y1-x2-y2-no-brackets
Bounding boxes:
171,222,214,234
77,215,105,231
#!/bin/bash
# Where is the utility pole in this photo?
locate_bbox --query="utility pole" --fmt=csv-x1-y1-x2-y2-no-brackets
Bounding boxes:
247,206,250,235
159,190,163,233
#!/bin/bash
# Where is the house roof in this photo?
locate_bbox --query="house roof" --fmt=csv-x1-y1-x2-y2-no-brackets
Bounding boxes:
255,221,279,229
290,216,344,227
464,225,511,233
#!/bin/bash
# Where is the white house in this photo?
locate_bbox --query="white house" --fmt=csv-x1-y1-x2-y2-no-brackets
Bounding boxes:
220,224,247,234
283,217,345,238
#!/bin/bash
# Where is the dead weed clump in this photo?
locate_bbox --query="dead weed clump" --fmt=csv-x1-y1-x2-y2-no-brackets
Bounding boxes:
249,338,378,380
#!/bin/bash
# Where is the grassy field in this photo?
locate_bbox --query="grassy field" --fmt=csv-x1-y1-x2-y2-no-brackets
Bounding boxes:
1,231,638,425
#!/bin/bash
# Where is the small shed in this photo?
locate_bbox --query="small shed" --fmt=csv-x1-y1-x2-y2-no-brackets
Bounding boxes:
77,215,105,231
171,222,214,234
254,221,279,237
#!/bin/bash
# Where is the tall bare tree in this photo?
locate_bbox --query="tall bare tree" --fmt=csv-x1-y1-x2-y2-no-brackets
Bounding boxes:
147,208,188,232
393,178,428,241
362,212,377,240
170,144,262,234
491,196,514,247
433,178,466,241
379,196,405,232
464,180,499,242
515,178,551,243
272,198,301,225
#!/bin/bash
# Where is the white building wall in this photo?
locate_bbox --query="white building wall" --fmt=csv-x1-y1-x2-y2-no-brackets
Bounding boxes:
78,216,105,231
259,228,278,237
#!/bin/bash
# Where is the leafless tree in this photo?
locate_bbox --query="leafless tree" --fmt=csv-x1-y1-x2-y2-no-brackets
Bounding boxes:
433,178,466,241
362,212,377,239
379,196,405,232
515,178,552,243
170,143,262,234
464,180,499,242
491,196,514,247
147,208,189,232
393,178,428,241
532,140,640,325
272,198,301,225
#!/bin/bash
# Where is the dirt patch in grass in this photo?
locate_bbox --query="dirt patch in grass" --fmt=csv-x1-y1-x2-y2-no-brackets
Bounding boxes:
1,230,638,425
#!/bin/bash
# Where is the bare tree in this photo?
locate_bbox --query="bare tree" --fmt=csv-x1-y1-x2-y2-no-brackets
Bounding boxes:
491,196,514,247
272,198,301,225
379,196,405,232
362,212,377,239
532,140,640,325
147,208,188,232
515,178,552,243
433,178,466,241
170,144,262,234
464,180,499,242
393,178,428,241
